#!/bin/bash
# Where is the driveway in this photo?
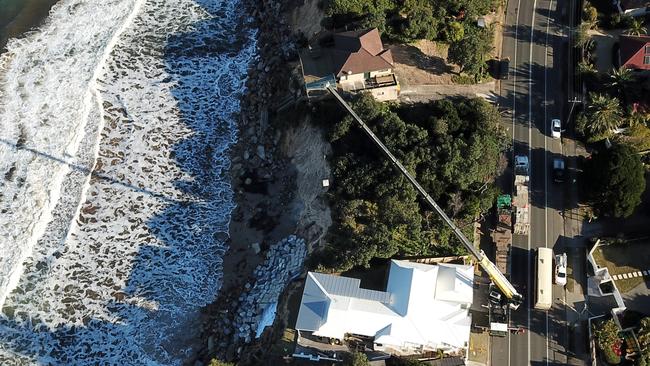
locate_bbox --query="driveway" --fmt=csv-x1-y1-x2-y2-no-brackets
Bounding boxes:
589,29,623,73
621,278,650,314
399,82,497,103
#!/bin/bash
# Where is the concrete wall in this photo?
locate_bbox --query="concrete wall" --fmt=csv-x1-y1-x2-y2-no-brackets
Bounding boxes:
339,72,365,83
370,69,392,77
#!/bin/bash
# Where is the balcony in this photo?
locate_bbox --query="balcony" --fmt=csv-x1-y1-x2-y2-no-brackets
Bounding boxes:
340,73,398,92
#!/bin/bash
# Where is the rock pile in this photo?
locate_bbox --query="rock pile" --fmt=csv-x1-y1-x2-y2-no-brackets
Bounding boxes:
232,0,304,178
196,0,311,363
232,235,306,343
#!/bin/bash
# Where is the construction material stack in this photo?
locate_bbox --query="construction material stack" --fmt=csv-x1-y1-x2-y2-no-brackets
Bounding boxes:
491,195,512,277
513,155,530,235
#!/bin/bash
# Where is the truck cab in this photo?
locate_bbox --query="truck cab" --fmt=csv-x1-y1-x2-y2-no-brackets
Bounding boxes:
514,155,529,176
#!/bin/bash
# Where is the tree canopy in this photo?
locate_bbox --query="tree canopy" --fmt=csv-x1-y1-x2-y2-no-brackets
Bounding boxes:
593,319,622,365
343,351,371,366
316,94,507,271
638,317,650,366
325,0,497,41
326,0,396,16
577,93,624,141
584,143,646,218
448,23,494,77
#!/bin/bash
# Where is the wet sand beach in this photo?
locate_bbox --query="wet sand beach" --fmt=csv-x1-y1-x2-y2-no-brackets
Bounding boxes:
0,0,59,52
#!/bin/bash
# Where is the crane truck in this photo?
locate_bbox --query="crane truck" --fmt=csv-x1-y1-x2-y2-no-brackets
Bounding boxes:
326,85,524,309
489,195,513,335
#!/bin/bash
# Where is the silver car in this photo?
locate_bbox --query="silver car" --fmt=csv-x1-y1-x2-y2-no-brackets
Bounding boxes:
551,119,561,139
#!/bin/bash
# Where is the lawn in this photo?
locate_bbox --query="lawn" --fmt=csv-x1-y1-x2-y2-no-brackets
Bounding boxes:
592,240,650,293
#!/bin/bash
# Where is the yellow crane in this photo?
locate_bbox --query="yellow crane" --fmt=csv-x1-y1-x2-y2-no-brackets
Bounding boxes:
326,85,523,309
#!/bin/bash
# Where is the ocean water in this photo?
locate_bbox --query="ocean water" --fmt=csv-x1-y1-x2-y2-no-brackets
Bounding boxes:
0,0,60,52
0,0,256,364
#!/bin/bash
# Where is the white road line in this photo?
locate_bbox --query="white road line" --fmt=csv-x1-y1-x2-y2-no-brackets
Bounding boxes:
510,1,521,365
546,310,550,363
542,0,555,364
509,0,520,360
528,0,537,363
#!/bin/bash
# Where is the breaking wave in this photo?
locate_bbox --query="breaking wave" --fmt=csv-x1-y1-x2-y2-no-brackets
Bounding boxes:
0,0,256,364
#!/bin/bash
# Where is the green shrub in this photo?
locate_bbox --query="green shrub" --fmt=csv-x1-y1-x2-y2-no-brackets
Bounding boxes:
593,319,622,364
623,123,650,152
584,143,646,218
317,94,507,271
583,2,598,24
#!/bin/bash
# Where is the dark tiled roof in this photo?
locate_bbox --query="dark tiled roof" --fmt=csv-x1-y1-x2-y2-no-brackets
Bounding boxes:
330,28,394,76
620,35,650,70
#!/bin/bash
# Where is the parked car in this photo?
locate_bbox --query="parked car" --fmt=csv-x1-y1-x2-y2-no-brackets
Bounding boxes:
499,58,510,80
551,119,562,139
552,157,565,183
555,253,567,286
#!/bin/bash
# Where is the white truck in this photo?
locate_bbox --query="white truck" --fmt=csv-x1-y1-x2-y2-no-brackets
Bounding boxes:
513,155,530,235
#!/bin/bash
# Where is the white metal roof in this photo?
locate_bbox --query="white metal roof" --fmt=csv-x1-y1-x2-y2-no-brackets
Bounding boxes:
295,260,474,352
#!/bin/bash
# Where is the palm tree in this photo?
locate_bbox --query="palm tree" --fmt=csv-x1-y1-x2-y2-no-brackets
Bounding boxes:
607,67,633,90
574,22,592,48
627,111,650,127
586,93,623,136
607,67,635,103
626,19,647,36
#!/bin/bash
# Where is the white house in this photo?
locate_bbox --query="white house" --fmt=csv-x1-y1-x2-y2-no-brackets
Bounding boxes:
295,260,474,356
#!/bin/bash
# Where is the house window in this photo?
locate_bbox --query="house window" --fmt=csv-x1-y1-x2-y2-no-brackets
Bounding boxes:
645,45,650,54
364,72,370,79
644,55,650,65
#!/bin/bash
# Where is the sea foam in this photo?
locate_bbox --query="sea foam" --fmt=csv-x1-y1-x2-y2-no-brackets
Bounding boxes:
0,0,256,364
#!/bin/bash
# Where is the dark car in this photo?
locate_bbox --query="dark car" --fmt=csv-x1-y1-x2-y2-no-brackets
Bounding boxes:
552,157,565,183
499,58,510,80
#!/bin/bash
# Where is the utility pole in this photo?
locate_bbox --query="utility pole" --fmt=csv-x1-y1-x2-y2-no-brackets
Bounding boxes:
567,97,581,124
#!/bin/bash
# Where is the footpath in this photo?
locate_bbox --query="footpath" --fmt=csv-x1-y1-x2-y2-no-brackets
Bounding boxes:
399,82,496,103
562,129,590,366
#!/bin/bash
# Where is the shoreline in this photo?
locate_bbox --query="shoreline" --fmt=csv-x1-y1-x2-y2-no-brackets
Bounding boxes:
0,0,59,54
191,0,333,364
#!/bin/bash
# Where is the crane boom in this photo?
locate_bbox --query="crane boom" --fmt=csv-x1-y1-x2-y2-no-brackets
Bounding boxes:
326,86,523,308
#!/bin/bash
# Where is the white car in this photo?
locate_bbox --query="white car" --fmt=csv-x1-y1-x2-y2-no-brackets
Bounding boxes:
551,119,562,139
555,253,567,286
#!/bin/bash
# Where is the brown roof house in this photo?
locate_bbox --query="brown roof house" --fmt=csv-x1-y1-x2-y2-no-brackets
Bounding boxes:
299,28,399,101
619,35,650,71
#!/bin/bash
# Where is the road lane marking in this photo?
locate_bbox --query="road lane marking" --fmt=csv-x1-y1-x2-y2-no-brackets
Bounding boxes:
510,1,521,365
528,0,538,362
543,0,555,364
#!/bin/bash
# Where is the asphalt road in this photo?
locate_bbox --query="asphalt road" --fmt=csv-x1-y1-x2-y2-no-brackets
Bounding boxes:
490,0,578,364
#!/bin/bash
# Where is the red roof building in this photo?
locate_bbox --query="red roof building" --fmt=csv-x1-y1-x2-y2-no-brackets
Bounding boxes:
329,29,394,77
299,28,399,101
620,35,650,70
